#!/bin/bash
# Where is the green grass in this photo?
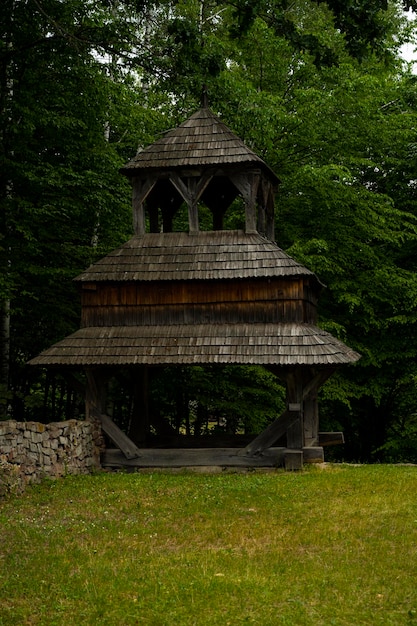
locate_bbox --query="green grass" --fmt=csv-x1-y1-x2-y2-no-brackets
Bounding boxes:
1,465,417,625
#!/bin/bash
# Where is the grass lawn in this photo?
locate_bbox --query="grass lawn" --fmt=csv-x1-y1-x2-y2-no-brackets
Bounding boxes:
1,464,417,625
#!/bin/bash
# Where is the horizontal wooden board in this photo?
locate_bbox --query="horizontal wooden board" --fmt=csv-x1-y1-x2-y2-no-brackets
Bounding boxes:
81,278,306,306
80,301,315,326
318,432,345,446
101,447,324,468
102,447,286,468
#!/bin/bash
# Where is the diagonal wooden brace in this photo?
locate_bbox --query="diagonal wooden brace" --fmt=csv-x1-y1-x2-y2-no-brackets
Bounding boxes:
240,369,334,457
238,408,300,457
90,408,142,460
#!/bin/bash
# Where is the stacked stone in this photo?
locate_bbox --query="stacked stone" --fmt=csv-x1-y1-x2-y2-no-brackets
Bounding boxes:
0,419,102,496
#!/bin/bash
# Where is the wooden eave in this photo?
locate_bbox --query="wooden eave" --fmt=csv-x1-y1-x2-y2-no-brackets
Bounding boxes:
74,230,319,284
28,323,361,368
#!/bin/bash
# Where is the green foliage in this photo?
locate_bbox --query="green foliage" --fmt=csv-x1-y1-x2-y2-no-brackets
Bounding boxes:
149,365,286,435
205,7,417,461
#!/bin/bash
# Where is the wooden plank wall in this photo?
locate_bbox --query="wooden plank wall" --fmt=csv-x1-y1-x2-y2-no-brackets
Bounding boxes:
81,278,318,327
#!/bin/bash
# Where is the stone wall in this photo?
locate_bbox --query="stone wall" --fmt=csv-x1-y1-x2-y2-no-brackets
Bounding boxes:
0,419,103,496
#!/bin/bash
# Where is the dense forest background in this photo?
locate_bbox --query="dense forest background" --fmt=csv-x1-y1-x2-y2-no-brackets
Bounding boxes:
1,0,417,462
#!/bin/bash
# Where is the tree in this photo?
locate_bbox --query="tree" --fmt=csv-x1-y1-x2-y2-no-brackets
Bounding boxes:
0,0,169,417
2,0,417,462
147,0,417,459
206,4,417,460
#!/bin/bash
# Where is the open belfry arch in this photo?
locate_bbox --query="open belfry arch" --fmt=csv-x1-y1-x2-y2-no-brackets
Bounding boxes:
30,105,360,470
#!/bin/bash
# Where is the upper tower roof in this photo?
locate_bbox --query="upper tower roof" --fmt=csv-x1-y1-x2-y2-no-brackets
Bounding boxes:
120,107,278,183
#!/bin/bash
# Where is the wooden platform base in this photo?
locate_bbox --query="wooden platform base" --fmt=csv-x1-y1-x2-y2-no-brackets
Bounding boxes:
101,446,324,470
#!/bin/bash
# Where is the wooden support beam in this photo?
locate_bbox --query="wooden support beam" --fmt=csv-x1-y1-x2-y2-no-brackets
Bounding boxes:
101,447,324,469
318,432,345,446
238,408,300,457
257,179,267,236
285,371,304,450
169,173,214,234
101,447,286,468
85,368,107,421
132,177,156,235
245,173,260,234
258,177,275,239
266,184,276,242
98,413,142,460
230,171,261,234
302,369,334,399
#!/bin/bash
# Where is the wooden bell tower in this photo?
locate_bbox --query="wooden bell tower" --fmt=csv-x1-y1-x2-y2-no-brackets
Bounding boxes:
30,106,360,470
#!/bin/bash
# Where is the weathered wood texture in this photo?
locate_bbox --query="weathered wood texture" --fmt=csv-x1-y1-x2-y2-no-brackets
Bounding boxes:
318,432,345,446
99,432,341,450
120,107,279,237
85,369,107,421
29,323,360,367
285,371,304,450
120,108,279,181
101,446,324,468
74,231,316,283
80,278,317,327
82,278,306,305
99,413,142,460
239,408,299,457
27,104,361,470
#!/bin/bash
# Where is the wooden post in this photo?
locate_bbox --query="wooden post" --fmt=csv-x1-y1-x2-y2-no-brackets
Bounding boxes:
85,368,107,419
303,370,319,447
258,176,275,238
285,372,304,448
170,173,213,234
257,181,267,236
283,371,304,470
230,171,260,234
169,175,199,233
188,198,199,233
132,177,157,236
244,173,259,234
302,368,334,447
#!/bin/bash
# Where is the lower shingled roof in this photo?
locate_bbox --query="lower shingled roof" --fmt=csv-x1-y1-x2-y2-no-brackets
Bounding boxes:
74,231,317,283
29,323,360,367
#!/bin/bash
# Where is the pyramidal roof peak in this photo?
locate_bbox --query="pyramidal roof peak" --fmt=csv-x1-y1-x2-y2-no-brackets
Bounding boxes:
120,107,278,180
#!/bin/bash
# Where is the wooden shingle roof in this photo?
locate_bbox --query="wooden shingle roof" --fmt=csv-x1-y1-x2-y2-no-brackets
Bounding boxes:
29,323,361,367
75,230,316,283
120,107,278,181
